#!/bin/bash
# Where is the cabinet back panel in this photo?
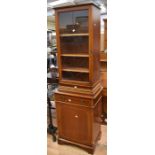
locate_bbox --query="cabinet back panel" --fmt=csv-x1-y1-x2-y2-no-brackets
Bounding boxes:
62,57,89,68
62,71,89,82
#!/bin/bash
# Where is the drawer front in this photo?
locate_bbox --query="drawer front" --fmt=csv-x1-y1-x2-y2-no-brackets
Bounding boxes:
55,94,91,106
56,103,92,145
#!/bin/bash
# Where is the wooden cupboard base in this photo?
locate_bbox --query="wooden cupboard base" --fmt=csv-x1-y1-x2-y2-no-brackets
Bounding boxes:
58,138,95,154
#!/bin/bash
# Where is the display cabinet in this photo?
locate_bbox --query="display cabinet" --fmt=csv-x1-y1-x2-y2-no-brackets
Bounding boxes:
54,4,103,154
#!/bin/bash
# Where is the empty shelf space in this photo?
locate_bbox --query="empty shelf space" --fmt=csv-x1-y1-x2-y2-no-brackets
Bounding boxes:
62,70,89,82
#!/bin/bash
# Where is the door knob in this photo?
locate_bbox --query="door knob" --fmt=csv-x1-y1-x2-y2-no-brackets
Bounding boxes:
74,115,78,118
68,99,71,102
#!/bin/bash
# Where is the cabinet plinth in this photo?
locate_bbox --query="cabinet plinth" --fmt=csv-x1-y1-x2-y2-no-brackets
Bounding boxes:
54,4,102,154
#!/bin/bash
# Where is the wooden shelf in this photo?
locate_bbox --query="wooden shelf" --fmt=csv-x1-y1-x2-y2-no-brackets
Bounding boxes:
100,59,107,62
61,79,89,84
61,53,89,57
62,67,89,73
60,33,89,37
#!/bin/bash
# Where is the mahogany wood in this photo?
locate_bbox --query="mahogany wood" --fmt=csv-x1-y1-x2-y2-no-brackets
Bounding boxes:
103,19,107,50
54,4,103,154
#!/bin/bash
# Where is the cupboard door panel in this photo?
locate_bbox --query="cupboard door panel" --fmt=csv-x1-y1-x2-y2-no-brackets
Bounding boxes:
57,103,92,145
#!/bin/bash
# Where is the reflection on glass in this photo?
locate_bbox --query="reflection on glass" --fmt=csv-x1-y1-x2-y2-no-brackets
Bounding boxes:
59,10,88,34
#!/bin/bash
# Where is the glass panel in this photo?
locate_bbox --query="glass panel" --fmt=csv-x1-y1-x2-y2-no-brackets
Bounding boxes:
62,57,88,69
73,10,88,33
59,10,88,34
60,36,88,54
59,9,89,83
62,72,89,82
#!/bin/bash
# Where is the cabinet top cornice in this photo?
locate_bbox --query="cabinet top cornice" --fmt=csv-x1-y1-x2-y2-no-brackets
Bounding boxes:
53,3,100,10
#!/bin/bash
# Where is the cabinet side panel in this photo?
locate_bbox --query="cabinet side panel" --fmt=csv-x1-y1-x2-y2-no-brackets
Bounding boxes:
55,10,62,81
93,97,102,143
91,6,101,83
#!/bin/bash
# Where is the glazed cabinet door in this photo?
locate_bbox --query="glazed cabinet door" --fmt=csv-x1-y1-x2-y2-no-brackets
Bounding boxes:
56,102,92,145
59,10,88,34
57,9,90,85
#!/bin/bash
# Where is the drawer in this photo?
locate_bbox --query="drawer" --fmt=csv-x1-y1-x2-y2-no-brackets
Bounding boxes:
55,94,91,107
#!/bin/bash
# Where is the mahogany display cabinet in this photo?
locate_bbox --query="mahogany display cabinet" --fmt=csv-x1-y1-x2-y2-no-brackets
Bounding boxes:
54,4,103,154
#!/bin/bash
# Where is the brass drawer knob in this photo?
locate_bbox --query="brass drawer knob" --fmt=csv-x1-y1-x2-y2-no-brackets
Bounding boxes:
68,99,72,102
74,115,78,118
74,86,77,89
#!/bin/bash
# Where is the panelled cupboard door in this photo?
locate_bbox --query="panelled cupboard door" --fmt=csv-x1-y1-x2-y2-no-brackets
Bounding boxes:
56,102,92,145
